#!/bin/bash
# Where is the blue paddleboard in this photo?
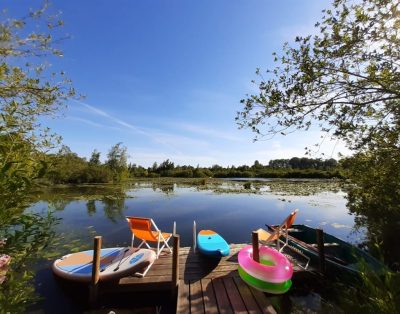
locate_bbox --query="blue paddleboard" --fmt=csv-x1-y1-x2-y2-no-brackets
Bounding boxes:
197,230,230,257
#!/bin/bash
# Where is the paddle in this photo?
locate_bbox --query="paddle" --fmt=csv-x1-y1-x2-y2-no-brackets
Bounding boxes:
113,248,130,272
98,248,130,273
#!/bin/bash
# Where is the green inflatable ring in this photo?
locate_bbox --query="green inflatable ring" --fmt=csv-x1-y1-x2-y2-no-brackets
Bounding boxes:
238,266,292,294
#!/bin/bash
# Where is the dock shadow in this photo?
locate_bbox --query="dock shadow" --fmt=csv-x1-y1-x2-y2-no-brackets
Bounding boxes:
182,248,240,282
183,248,221,281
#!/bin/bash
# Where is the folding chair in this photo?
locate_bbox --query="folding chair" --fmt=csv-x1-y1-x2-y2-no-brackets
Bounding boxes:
126,216,172,258
255,209,310,269
255,209,299,252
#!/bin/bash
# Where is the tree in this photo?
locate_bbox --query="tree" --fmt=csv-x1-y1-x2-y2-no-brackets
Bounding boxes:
157,159,175,172
106,143,127,169
252,160,263,169
236,0,399,152
0,2,75,310
106,142,129,181
89,149,101,165
237,0,400,267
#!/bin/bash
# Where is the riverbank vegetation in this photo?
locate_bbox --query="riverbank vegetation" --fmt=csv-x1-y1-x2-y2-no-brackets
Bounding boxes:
39,145,344,184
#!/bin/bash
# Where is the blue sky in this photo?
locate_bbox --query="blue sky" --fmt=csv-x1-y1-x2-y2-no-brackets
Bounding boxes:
9,0,349,167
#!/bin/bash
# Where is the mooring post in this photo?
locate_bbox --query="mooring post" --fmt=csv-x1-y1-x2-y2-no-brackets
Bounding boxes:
252,231,260,263
89,235,102,307
173,221,176,235
316,228,326,274
193,221,197,252
171,234,180,299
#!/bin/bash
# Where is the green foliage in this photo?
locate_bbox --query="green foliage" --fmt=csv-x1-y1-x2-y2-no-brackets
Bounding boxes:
35,145,342,181
89,149,101,165
156,159,175,176
243,182,251,189
45,150,113,184
269,157,338,170
237,0,399,152
344,150,400,217
106,142,129,182
342,148,400,265
0,212,59,313
338,260,400,313
0,2,75,311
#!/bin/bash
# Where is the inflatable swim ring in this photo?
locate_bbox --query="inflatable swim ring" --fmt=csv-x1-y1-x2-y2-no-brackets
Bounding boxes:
238,245,293,294
238,266,292,294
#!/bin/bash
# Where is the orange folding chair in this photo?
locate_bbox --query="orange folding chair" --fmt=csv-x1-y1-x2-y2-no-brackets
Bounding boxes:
125,216,172,258
255,209,299,251
255,209,310,269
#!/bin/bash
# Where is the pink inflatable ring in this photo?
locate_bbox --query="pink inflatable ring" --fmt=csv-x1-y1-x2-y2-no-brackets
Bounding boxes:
238,245,293,283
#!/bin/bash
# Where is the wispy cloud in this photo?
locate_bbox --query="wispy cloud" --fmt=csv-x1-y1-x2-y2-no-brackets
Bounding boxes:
75,100,148,136
72,100,218,156
172,122,241,142
73,100,185,154
67,116,121,130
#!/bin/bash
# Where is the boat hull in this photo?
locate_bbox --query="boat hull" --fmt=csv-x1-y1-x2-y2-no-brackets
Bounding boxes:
277,225,386,279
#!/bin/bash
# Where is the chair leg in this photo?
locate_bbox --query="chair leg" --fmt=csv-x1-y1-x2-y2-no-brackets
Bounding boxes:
137,240,149,249
157,236,161,258
134,260,155,278
164,238,172,253
157,236,173,256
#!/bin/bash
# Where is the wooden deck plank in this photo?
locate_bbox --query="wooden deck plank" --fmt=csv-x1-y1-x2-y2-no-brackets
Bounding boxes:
201,279,218,314
176,280,190,314
232,276,262,314
190,280,205,314
212,278,233,314
223,277,247,314
249,287,277,314
102,243,316,314
116,243,315,286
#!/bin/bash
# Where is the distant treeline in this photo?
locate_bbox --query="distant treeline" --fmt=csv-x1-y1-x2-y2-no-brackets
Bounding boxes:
40,143,344,184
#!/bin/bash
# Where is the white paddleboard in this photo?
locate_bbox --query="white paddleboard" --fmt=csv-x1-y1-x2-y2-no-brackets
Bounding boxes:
52,247,156,282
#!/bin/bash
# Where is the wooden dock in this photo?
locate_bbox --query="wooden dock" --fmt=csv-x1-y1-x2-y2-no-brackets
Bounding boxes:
97,239,317,313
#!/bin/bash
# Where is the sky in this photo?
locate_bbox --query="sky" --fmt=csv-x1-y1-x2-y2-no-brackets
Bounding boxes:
8,0,350,167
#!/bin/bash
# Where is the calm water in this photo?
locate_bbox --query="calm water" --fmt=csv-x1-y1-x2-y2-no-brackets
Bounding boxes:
28,179,360,313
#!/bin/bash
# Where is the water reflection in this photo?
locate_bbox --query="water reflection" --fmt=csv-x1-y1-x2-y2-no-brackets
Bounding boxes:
152,182,175,195
32,179,355,248
86,200,96,216
102,196,126,222
353,213,400,269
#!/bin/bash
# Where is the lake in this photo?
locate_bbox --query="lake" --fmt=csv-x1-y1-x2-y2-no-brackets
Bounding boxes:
28,178,360,312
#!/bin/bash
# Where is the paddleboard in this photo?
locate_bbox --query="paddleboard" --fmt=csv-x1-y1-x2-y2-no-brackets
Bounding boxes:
52,247,156,282
197,230,230,257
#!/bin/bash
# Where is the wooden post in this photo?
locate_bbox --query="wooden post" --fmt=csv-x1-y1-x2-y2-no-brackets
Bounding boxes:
171,234,180,298
193,221,197,252
316,228,326,274
252,231,260,263
89,236,102,307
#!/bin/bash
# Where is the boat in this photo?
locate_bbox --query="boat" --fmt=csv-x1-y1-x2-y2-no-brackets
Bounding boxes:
270,224,386,279
197,230,230,258
52,247,156,282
